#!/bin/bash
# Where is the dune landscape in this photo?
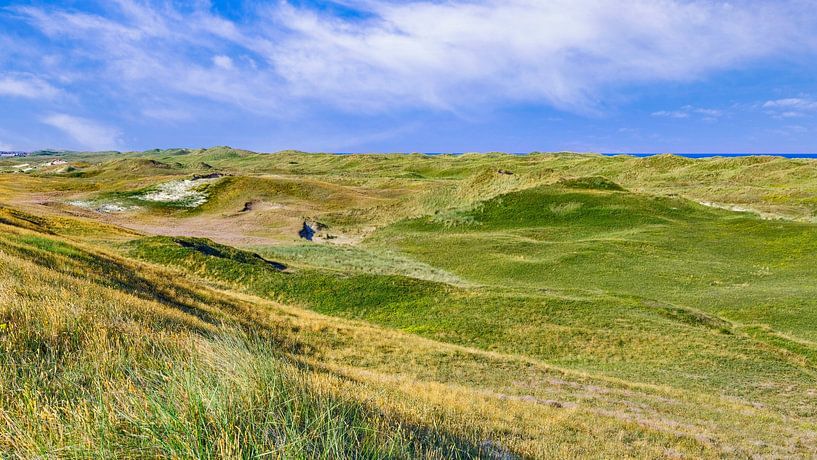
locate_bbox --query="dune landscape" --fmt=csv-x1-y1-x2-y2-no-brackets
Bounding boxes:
2,148,817,457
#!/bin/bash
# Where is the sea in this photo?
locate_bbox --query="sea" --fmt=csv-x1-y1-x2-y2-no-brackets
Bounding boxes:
336,152,817,158
601,153,817,159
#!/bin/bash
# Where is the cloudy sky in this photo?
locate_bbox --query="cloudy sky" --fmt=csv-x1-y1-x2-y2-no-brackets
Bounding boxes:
1,0,817,153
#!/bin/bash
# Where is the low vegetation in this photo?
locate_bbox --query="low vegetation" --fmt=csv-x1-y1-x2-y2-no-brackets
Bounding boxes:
2,148,817,458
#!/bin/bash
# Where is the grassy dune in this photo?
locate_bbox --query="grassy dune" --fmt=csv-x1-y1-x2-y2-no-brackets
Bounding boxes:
368,183,817,410
2,149,817,457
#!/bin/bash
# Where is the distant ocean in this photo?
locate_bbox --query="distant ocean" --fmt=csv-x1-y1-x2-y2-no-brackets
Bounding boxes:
602,153,817,159
336,152,817,158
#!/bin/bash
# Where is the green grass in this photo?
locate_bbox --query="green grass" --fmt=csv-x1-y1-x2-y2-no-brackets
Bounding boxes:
370,184,817,341
127,236,451,319
5,148,817,457
251,243,467,285
125,230,817,421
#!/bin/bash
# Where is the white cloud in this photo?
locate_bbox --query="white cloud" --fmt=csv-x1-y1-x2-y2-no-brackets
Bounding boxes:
266,0,817,112
652,105,722,120
42,114,122,150
694,108,723,117
763,98,817,110
212,55,234,70
652,110,689,119
0,141,12,151
763,97,817,118
11,2,284,114
0,73,60,99
7,0,817,116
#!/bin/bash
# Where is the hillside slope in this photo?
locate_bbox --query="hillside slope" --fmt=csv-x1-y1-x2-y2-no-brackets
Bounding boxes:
0,207,492,458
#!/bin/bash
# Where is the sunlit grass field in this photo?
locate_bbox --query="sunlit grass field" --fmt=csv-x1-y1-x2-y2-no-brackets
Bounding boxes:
2,148,817,457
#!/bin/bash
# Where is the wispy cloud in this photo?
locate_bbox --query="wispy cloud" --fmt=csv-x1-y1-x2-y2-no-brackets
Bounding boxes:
6,0,817,116
652,105,723,121
652,110,689,119
763,97,817,118
212,55,234,70
42,114,122,150
0,73,60,99
1,0,817,152
9,1,284,114
694,108,723,118
264,0,817,113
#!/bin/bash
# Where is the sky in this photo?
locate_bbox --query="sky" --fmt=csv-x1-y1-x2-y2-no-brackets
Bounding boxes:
2,0,817,153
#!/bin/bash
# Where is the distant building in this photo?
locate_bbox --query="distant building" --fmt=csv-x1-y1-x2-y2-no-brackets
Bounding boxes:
0,151,28,157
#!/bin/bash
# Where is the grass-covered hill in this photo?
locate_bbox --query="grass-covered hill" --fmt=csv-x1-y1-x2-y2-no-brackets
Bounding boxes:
2,149,817,458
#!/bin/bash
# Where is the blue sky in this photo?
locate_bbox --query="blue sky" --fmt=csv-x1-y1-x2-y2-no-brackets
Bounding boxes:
2,0,817,153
